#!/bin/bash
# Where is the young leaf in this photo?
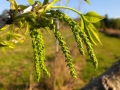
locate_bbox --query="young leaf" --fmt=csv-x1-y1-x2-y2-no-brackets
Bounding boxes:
0,25,8,31
13,0,18,17
84,0,91,4
15,21,23,29
0,41,8,47
84,21,102,45
27,0,34,5
83,11,104,23
7,0,17,10
44,0,59,12
9,24,14,32
7,33,25,43
24,22,29,35
0,41,14,48
80,18,84,30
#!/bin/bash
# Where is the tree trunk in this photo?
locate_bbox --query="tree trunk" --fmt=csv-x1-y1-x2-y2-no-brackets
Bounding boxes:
80,60,120,90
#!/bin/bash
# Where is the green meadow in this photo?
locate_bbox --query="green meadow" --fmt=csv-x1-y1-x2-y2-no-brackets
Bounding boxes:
0,28,120,90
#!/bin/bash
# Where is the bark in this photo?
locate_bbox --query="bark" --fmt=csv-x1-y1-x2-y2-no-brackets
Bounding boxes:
80,60,120,90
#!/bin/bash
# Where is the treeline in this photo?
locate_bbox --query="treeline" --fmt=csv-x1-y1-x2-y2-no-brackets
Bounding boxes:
102,15,120,30
94,14,120,30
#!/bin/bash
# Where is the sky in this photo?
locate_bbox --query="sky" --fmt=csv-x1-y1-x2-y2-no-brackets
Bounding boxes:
0,0,120,19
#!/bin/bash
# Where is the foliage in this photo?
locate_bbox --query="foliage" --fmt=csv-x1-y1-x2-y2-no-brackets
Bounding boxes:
0,0,104,81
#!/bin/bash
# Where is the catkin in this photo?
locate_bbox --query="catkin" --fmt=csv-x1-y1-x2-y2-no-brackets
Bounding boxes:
30,28,50,81
50,10,85,55
51,24,77,79
50,10,98,69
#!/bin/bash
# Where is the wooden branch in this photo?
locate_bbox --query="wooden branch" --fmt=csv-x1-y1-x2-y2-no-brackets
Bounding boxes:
80,60,120,90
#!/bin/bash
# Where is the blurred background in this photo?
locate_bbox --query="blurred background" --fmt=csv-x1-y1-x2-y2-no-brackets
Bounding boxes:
0,0,120,90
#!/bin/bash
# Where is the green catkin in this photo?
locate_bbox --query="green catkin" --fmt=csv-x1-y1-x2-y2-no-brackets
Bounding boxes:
79,31,98,69
51,24,77,79
30,30,41,81
31,16,77,78
37,29,50,77
50,10,85,55
30,28,50,81
50,10,98,69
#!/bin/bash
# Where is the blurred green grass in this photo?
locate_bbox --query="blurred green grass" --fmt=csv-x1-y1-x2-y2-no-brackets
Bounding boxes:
81,32,120,83
0,28,120,89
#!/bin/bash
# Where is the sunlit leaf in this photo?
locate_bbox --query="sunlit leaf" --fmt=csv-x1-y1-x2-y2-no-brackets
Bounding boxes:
84,0,91,4
80,18,84,30
0,25,9,31
12,33,24,39
7,0,17,10
0,42,8,47
84,21,102,45
9,24,14,32
16,21,23,29
83,11,104,23
0,41,15,48
27,0,34,5
6,33,25,43
24,22,29,35
45,0,59,12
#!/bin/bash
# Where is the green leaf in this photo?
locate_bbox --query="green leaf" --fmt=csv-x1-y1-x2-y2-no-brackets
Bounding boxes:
24,22,29,35
17,21,23,29
0,25,9,31
7,0,17,10
84,0,91,4
44,0,59,12
14,1,18,16
9,24,14,32
6,33,25,43
27,0,34,5
84,21,102,45
80,18,84,30
0,41,14,48
83,11,104,23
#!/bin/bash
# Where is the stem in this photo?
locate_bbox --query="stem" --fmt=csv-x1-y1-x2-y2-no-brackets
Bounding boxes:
51,6,82,16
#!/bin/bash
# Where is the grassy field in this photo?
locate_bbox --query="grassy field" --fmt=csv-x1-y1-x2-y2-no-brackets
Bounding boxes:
0,27,120,90
81,32,120,83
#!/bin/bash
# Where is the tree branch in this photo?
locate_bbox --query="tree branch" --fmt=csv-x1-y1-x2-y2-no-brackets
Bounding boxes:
81,60,120,90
